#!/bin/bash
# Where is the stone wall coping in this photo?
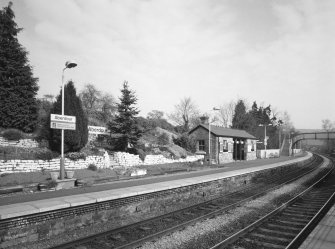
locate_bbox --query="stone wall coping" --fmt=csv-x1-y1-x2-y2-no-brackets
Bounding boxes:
0,152,314,220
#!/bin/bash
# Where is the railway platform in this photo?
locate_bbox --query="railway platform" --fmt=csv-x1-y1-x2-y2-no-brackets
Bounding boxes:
0,152,312,220
299,200,335,249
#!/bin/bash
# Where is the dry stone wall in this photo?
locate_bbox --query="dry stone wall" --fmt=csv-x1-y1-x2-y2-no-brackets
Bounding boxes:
0,156,106,174
0,152,204,174
0,136,39,148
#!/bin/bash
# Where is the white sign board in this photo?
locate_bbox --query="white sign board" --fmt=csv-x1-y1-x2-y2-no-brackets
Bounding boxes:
88,126,110,135
50,114,76,130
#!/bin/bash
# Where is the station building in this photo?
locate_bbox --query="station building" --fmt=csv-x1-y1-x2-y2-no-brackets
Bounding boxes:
189,124,257,164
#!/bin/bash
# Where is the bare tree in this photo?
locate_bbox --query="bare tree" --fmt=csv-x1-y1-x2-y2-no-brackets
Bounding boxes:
278,111,295,134
217,100,235,128
80,84,101,112
79,84,117,125
43,94,55,102
147,110,164,120
169,97,200,132
322,119,335,131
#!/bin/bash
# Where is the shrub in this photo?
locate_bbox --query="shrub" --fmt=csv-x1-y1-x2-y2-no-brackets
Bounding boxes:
35,150,59,161
137,148,146,161
65,152,87,161
2,129,23,141
166,144,188,159
87,164,97,171
157,133,170,145
173,133,197,153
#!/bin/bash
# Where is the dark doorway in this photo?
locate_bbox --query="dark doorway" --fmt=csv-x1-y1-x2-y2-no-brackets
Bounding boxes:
233,139,245,160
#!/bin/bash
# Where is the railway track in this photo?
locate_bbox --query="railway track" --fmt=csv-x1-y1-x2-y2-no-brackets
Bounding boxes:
210,155,335,249
49,155,326,249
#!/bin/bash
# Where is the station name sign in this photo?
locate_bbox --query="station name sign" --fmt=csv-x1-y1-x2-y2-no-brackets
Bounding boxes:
50,114,76,130
88,126,110,135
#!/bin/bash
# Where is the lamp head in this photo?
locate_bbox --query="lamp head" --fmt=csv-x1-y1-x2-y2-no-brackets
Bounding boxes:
65,61,77,69
213,107,220,111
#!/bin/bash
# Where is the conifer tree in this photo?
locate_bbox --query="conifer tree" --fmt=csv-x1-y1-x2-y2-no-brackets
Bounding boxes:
107,81,142,151
0,2,39,132
232,100,253,130
49,81,88,152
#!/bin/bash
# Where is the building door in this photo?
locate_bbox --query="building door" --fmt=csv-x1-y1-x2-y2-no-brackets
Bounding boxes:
233,139,245,160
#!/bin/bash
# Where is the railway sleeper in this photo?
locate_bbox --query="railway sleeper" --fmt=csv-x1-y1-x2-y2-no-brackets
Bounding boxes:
274,219,306,227
278,214,311,222
110,233,127,242
244,237,286,249
290,204,321,210
183,211,195,216
249,232,293,243
283,208,316,215
257,227,298,237
303,194,332,199
299,200,328,205
138,226,152,231
282,211,315,217
266,223,301,233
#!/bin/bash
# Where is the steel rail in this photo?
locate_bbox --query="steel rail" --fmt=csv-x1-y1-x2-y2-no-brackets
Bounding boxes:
209,155,334,249
51,155,323,249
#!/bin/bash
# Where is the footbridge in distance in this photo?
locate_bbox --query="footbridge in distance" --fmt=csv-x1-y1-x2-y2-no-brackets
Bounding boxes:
291,131,335,150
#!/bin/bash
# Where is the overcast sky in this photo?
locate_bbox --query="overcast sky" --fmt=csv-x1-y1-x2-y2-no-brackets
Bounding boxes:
2,0,335,129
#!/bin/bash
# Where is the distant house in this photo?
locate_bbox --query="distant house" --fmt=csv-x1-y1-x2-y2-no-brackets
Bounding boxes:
188,124,257,164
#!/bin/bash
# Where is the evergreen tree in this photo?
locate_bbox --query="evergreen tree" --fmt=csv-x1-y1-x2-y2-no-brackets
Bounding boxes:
107,81,142,151
0,2,39,132
232,100,254,130
49,81,88,153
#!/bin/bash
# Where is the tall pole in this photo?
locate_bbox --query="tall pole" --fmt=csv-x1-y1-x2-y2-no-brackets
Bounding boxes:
60,61,77,180
208,123,211,165
278,127,281,157
60,68,66,180
264,125,267,159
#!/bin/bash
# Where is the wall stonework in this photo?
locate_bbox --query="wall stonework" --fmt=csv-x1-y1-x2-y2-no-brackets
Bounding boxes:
0,158,312,248
0,153,205,174
0,136,39,148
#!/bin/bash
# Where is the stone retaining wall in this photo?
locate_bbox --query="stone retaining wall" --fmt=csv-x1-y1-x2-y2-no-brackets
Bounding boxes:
0,157,311,248
0,136,39,148
0,156,107,174
0,153,205,174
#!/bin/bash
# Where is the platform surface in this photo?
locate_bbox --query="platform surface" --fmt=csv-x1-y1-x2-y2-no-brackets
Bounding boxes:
299,206,335,249
0,153,312,220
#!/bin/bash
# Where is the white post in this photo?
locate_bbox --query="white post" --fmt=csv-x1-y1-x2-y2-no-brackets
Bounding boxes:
264,125,267,159
59,61,77,180
208,123,211,165
60,68,66,180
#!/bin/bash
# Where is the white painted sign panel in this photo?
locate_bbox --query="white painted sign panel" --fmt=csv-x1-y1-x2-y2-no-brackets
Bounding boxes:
50,114,76,123
88,126,110,135
50,114,76,130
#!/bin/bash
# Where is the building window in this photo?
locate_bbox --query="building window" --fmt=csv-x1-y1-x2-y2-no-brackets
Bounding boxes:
251,141,255,151
223,140,228,152
219,139,228,152
198,140,205,151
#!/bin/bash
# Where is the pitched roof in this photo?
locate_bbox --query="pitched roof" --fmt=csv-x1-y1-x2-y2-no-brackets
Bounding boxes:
189,124,256,139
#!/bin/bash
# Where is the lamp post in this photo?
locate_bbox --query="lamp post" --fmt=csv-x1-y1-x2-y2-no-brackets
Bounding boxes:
277,121,283,157
259,123,272,159
60,61,77,180
208,107,220,165
291,132,295,157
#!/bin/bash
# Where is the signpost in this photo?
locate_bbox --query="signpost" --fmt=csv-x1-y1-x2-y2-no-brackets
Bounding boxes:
50,114,76,130
50,113,77,180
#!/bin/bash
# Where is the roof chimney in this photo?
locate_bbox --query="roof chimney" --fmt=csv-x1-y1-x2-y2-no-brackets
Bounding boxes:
200,115,209,125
